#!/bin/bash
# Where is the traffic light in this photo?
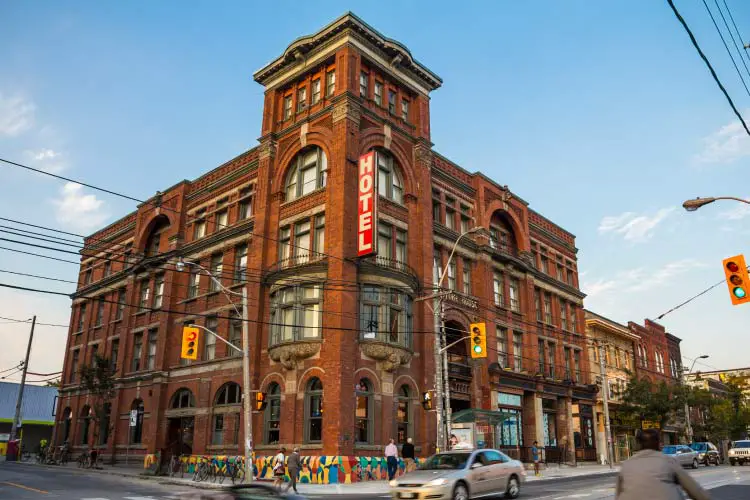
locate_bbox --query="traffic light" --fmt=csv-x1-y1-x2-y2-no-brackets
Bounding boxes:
421,391,433,410
722,254,750,305
255,392,267,411
469,322,487,359
181,326,199,360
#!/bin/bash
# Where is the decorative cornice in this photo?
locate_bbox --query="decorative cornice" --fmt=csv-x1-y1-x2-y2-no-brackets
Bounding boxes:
359,341,412,372
268,341,322,370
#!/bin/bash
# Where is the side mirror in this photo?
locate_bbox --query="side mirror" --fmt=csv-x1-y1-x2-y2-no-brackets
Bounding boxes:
471,462,483,469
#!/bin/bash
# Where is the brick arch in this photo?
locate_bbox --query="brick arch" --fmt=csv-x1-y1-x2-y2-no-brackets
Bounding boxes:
442,309,472,331
271,129,334,195
359,129,416,197
353,367,381,394
259,372,285,393
482,201,530,253
393,375,420,396
297,366,326,390
135,213,175,255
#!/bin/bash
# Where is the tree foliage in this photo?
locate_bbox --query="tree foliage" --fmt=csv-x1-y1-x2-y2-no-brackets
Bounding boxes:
78,354,116,448
690,376,750,442
618,375,687,430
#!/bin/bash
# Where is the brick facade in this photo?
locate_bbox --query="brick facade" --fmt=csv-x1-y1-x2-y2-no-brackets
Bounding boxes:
54,12,596,464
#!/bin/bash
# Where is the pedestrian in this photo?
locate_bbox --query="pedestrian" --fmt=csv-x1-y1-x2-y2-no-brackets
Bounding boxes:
385,438,399,481
402,437,416,473
285,447,301,494
616,429,710,500
272,447,286,489
531,441,541,476
449,434,458,450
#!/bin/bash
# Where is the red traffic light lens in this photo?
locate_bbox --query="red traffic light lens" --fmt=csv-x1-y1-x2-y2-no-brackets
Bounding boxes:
730,275,744,286
726,261,740,273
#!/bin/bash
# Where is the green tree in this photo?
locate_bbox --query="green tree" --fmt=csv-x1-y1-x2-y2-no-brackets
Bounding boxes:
619,375,686,430
78,354,116,451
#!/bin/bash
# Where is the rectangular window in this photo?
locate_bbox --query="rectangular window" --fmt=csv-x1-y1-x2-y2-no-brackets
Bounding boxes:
311,79,321,104
91,344,99,367
294,221,311,264
460,206,471,233
509,278,520,312
378,222,392,260
447,261,456,290
513,331,523,372
115,288,126,320
538,339,546,375
84,268,92,285
557,264,564,281
283,95,292,119
70,349,80,383
544,293,552,324
497,326,508,368
238,187,253,219
360,71,368,97
615,348,621,369
395,228,406,264
490,228,500,250
401,98,409,120
209,254,223,292
560,301,568,330
188,267,200,298
193,210,207,239
314,215,325,258
229,313,242,358
567,268,575,286
103,261,111,277
564,347,572,380
462,260,471,295
535,289,542,321
570,305,577,332
212,414,224,445
204,316,217,361
374,81,383,106
548,341,556,378
326,70,335,97
624,351,631,370
300,285,322,339
234,244,248,283
574,350,581,382
139,280,150,312
297,87,307,112
216,209,228,231
279,226,291,263
132,333,143,372
493,272,504,306
445,208,455,230
153,274,164,309
146,328,158,370
433,200,441,222
540,255,549,274
388,90,396,114
95,298,105,326
110,339,119,372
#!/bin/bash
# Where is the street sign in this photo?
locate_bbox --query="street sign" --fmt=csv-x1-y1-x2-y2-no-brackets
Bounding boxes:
642,420,660,430
129,409,138,427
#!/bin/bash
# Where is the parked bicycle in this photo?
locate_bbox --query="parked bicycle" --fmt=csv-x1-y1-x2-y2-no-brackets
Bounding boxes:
168,454,185,478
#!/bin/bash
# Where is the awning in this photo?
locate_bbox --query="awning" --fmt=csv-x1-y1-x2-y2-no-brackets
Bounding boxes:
452,408,512,426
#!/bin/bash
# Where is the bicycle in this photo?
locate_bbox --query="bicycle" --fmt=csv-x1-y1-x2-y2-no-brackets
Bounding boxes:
77,452,88,468
168,454,185,478
226,457,245,485
193,456,210,482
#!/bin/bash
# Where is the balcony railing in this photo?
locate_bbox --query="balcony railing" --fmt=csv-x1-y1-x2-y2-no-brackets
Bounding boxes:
450,380,471,395
276,254,327,270
360,329,411,350
361,256,418,277
448,354,472,379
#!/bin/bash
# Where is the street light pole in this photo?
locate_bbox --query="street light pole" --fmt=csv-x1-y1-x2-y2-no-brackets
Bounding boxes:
682,196,750,212
598,344,614,468
684,355,709,443
176,259,253,482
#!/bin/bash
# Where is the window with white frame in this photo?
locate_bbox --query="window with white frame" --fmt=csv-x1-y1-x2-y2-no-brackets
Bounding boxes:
509,278,520,312
359,71,368,97
311,79,321,104
204,316,217,361
269,284,323,344
497,326,508,368
193,210,206,239
297,87,307,112
360,285,413,348
374,81,383,106
283,95,292,120
188,267,200,298
138,280,150,312
238,186,253,220
153,274,164,309
285,148,327,201
209,254,223,292
447,261,456,290
279,214,325,266
325,70,335,97
493,272,504,306
376,151,404,204
462,259,471,295
234,244,247,283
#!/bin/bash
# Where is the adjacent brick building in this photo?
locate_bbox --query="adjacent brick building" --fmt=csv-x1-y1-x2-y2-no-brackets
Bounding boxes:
54,12,596,472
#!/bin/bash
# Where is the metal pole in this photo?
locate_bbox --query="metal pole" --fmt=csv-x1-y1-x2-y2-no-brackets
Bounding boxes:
598,345,614,468
8,316,35,459
433,296,445,452
241,286,253,483
441,300,452,443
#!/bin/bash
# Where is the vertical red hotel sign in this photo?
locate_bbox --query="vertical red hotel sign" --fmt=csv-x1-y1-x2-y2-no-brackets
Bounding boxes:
357,151,377,257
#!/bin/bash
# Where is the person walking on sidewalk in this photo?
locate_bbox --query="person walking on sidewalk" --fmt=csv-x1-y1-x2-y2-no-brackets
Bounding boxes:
284,447,301,494
531,441,541,476
385,438,399,481
616,429,710,500
272,447,286,489
402,437,416,473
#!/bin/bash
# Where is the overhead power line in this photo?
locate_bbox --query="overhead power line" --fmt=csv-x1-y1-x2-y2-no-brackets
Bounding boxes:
701,0,750,96
719,0,750,66
667,0,750,136
0,315,69,328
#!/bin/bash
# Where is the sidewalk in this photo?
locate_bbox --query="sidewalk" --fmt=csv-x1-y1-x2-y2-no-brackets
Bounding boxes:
5,460,619,496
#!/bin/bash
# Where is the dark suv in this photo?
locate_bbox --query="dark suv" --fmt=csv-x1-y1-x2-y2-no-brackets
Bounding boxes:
689,442,721,466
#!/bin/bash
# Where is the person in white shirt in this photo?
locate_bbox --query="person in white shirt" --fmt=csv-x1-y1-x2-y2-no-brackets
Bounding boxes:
385,438,399,480
272,447,286,489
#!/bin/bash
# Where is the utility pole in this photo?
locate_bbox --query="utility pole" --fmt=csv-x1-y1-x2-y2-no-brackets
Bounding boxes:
241,286,253,483
8,316,35,459
598,344,614,469
432,295,446,452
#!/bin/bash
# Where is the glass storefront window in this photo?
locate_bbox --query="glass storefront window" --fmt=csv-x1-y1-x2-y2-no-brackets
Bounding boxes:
543,412,557,446
498,393,522,406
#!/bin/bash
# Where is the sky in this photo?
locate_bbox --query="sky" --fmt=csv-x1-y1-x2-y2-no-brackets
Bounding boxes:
2,0,750,379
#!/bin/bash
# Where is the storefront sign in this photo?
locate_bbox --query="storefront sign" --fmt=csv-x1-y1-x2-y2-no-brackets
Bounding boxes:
642,420,661,430
357,151,377,257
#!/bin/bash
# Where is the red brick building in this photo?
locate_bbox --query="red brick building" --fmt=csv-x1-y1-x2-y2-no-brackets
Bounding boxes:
55,13,595,468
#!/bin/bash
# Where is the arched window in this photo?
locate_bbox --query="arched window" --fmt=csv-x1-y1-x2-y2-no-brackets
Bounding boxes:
376,151,403,204
170,388,195,409
79,405,92,445
304,377,323,443
215,383,241,405
355,378,373,444
285,147,327,201
396,385,411,444
144,216,170,257
130,399,144,444
61,407,72,444
264,383,281,444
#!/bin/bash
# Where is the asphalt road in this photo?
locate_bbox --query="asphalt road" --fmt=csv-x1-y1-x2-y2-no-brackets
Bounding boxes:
1,462,750,499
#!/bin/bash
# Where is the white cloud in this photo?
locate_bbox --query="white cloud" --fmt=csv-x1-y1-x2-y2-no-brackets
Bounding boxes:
28,148,60,161
695,117,750,164
24,148,67,174
718,199,750,221
582,260,703,298
598,208,675,242
626,259,705,292
0,92,35,137
51,182,109,231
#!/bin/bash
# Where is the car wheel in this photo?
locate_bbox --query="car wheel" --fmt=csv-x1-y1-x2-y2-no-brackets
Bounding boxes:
730,459,736,466
692,459,699,469
505,475,521,499
453,483,469,500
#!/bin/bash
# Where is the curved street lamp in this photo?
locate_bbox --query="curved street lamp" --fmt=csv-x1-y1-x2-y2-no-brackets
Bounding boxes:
684,354,710,443
682,197,750,212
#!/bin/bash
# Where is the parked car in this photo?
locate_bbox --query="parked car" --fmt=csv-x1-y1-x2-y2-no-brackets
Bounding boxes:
662,445,699,469
689,442,721,466
183,484,308,500
728,440,750,466
389,449,525,500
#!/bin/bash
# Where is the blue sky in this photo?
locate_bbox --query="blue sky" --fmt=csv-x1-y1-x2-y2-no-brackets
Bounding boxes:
2,1,750,376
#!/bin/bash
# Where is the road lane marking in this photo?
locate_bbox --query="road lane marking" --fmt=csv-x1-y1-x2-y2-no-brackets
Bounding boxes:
1,481,48,494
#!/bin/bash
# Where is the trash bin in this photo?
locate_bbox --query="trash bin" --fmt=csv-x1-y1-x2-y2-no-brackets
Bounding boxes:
6,439,20,462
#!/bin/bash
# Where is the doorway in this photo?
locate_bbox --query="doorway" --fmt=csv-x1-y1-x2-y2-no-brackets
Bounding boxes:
167,417,194,457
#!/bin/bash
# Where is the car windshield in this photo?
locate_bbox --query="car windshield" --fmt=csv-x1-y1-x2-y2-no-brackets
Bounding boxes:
734,441,750,448
690,443,707,451
662,446,678,454
420,453,472,470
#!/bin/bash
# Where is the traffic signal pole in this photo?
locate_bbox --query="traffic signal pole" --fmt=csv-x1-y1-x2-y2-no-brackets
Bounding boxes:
598,344,614,468
241,286,253,483
8,316,35,459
